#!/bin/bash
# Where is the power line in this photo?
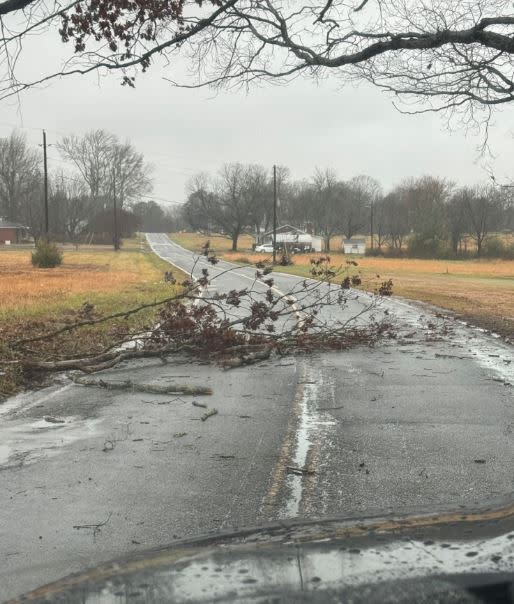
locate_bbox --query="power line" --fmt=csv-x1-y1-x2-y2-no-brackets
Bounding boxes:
0,121,230,167
139,194,183,206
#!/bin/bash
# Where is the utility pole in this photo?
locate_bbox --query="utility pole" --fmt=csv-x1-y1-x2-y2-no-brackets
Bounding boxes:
112,170,119,251
43,130,49,239
370,198,374,251
272,164,277,264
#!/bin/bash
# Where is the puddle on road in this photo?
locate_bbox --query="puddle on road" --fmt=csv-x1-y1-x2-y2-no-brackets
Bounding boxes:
0,382,74,419
381,297,514,385
0,444,10,465
0,416,102,470
282,364,337,518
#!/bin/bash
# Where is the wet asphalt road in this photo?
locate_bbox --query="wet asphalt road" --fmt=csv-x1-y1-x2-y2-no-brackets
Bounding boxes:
0,234,513,601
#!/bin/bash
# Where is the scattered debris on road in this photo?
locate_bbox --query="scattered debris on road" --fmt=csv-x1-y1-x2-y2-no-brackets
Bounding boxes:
43,416,65,424
102,439,115,452
201,408,218,421
222,347,273,369
286,465,316,476
192,401,208,408
73,512,112,540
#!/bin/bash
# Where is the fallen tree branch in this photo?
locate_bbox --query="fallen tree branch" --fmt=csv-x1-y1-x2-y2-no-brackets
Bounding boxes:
23,342,190,373
221,347,273,369
74,377,212,396
12,289,193,347
2,249,393,395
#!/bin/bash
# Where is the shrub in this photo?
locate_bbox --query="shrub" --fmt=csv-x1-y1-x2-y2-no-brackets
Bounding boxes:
31,239,63,268
482,237,514,259
278,253,293,266
365,247,384,257
407,234,449,258
382,246,407,258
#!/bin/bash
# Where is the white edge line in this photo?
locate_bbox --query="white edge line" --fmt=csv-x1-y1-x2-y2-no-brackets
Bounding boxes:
148,234,303,322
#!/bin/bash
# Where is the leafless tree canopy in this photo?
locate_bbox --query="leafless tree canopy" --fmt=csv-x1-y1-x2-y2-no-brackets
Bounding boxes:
57,129,153,208
1,1,514,124
183,161,514,257
0,127,154,239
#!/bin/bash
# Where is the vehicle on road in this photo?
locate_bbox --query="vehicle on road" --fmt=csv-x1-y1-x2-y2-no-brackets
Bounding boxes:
255,244,275,253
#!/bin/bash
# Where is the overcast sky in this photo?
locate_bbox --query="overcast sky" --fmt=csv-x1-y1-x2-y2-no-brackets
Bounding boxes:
1,32,514,208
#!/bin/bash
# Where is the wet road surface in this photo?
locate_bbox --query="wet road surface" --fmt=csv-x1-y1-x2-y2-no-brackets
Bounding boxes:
0,233,512,601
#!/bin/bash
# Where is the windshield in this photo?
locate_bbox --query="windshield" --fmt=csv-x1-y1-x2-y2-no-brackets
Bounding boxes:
0,1,513,601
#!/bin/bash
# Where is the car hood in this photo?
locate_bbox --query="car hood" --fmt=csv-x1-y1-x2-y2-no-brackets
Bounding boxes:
7,502,514,603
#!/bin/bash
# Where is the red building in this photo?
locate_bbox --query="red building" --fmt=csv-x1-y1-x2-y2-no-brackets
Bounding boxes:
0,219,30,244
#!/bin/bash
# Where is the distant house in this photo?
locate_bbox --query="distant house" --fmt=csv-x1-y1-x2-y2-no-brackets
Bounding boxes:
259,225,323,252
343,237,366,255
0,219,30,244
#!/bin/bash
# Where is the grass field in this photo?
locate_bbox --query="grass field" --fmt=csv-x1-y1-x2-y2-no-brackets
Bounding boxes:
170,231,514,340
0,243,183,398
0,247,176,321
171,231,255,253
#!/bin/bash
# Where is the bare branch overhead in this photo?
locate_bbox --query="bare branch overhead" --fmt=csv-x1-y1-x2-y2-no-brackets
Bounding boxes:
1,1,514,125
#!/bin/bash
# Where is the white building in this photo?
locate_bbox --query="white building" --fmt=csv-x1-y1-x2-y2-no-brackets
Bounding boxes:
259,225,323,252
343,237,366,255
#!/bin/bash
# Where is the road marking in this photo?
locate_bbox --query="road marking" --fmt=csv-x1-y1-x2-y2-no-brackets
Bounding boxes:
145,233,208,304
146,234,304,324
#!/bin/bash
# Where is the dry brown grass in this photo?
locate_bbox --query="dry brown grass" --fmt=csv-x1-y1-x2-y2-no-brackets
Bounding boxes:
219,251,514,339
171,231,255,253
171,230,514,255
169,232,514,337
0,246,185,398
0,249,170,320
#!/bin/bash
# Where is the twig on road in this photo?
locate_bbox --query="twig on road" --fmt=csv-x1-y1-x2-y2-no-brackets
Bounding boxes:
201,408,218,421
286,465,316,475
73,512,112,540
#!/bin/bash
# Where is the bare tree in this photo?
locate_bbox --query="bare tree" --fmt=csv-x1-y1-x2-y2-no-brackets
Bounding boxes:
406,176,453,242
213,163,255,251
185,163,258,251
343,175,381,240
245,164,271,236
133,200,175,232
49,172,91,242
0,131,41,222
371,197,390,250
57,130,152,210
57,130,115,205
447,188,471,254
311,168,342,251
183,172,215,232
17,172,45,238
111,140,153,208
282,179,314,231
2,1,514,130
462,184,502,255
382,187,410,251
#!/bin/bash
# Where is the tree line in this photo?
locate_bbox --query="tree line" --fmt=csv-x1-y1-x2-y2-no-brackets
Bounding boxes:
183,164,514,257
0,129,178,242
